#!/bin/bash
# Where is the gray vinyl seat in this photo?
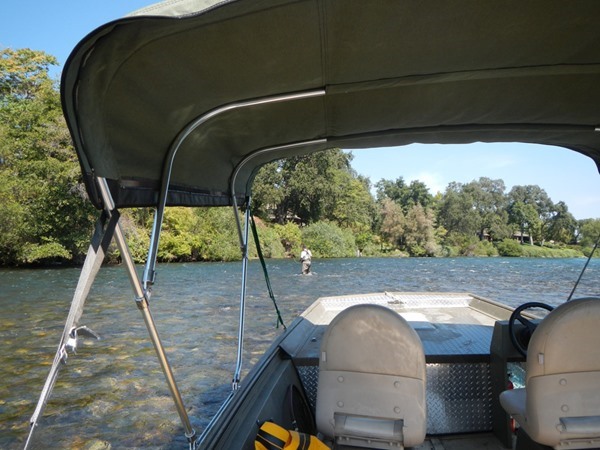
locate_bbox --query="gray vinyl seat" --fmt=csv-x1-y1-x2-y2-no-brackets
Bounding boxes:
315,304,426,449
500,297,600,449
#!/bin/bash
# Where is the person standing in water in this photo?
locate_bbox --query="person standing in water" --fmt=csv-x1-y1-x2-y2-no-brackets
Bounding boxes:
300,245,312,275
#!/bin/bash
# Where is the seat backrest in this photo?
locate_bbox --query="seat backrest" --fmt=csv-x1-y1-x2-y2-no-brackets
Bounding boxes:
315,304,426,449
525,297,600,448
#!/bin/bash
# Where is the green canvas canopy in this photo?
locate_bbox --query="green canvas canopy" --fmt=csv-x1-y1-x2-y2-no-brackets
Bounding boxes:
61,0,600,210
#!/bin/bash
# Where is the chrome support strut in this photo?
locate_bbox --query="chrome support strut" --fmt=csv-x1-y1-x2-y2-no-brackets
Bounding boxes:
139,89,326,402
232,203,252,390
227,139,328,388
97,178,196,448
25,211,117,450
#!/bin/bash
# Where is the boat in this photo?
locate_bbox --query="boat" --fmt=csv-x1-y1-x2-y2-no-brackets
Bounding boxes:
25,1,600,449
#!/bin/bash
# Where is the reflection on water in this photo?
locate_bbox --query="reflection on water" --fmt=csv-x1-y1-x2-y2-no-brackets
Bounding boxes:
0,257,597,448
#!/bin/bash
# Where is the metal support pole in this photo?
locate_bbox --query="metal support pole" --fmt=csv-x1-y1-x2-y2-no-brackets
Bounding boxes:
96,178,196,448
25,212,117,450
232,202,251,390
567,233,600,301
143,210,161,293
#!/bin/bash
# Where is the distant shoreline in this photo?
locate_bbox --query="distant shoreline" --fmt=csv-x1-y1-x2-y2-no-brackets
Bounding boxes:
2,249,596,270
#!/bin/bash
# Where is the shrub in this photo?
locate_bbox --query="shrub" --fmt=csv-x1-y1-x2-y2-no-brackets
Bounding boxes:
195,208,242,261
272,222,302,256
250,224,286,259
441,245,461,257
496,238,522,257
358,240,386,257
20,240,71,264
520,245,583,258
473,240,498,257
157,208,202,262
301,221,356,258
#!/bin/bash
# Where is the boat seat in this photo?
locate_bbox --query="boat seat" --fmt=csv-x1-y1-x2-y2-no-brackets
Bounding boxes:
315,304,426,449
500,297,600,449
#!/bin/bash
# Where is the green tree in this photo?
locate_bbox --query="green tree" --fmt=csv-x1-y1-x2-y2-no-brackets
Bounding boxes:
251,149,377,230
376,177,432,213
436,178,510,244
157,207,203,262
0,48,96,264
509,201,540,245
545,201,577,244
404,203,438,256
249,161,286,222
379,198,405,248
578,218,600,249
436,182,479,237
330,173,377,231
1,48,57,101
282,149,350,223
508,185,554,245
463,177,510,241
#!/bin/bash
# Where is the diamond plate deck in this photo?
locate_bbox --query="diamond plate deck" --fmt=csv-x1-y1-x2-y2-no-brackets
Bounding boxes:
286,292,512,435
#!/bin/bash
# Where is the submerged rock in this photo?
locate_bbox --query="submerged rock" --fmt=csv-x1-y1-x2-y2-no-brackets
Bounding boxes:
82,439,111,450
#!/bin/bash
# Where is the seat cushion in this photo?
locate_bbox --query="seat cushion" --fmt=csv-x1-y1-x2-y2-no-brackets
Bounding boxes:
499,387,526,426
316,304,426,448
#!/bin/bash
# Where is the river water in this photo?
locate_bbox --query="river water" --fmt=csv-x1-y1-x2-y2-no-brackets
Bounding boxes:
1,257,598,449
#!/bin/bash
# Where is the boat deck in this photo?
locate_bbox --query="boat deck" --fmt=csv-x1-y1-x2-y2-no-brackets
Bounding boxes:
334,433,508,449
279,292,516,441
420,433,508,449
294,292,513,364
201,292,520,449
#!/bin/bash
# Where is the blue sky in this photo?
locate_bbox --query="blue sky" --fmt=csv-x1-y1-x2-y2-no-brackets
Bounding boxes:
3,1,600,219
351,143,600,220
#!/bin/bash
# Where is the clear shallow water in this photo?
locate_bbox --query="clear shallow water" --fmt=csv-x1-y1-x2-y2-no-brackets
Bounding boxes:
1,257,598,448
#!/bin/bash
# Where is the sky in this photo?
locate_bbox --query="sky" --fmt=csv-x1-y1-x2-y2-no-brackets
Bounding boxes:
3,1,600,220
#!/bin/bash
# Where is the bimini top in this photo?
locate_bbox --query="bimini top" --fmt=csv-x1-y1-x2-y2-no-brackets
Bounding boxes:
61,0,600,209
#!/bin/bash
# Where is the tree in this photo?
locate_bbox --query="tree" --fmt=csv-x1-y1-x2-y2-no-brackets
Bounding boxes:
508,185,554,245
272,222,302,255
251,148,377,229
1,48,58,101
282,149,349,223
379,198,405,248
376,177,407,205
509,201,539,244
330,173,377,231
496,238,523,257
194,207,242,261
249,161,286,222
0,48,96,264
436,182,479,237
578,218,600,249
463,177,509,241
404,203,438,256
545,201,577,244
376,177,432,213
157,207,203,262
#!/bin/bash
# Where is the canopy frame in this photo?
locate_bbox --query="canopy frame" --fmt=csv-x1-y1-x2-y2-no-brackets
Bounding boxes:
142,89,325,292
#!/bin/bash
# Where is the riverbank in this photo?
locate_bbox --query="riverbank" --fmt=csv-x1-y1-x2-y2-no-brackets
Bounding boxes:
1,242,595,269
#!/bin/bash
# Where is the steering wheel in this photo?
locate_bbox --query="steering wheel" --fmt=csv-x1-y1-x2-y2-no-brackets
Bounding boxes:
508,302,554,357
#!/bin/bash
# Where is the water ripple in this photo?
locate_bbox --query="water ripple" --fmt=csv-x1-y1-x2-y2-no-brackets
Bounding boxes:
0,257,598,448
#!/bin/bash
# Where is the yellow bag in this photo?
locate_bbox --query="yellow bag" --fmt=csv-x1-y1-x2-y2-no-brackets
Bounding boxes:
255,421,329,450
